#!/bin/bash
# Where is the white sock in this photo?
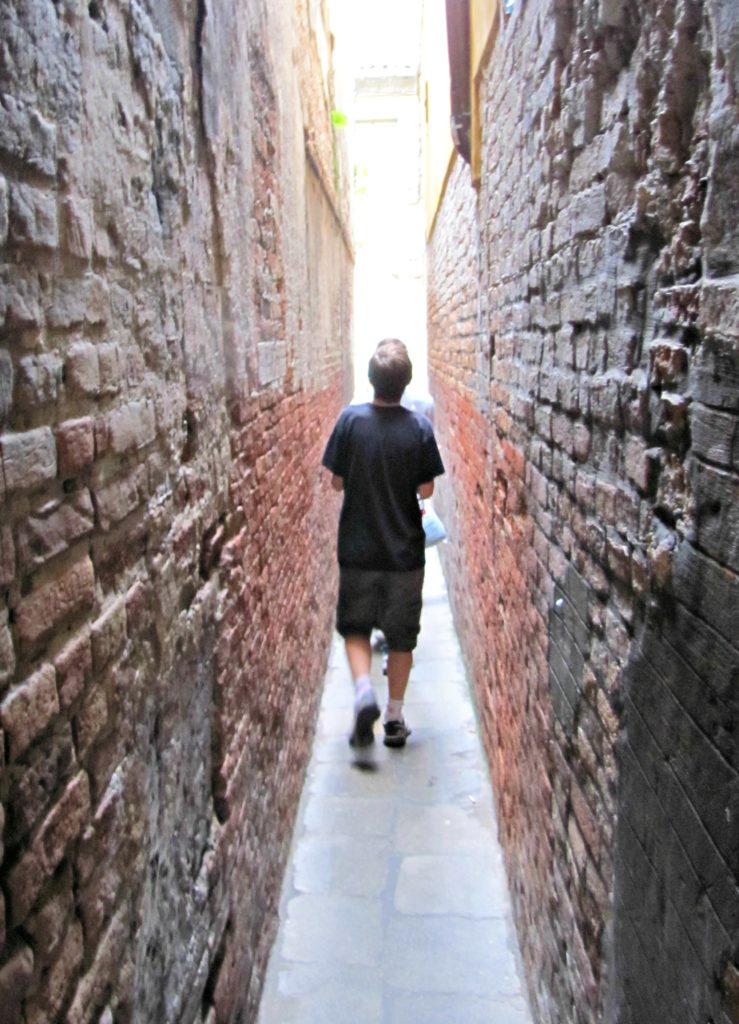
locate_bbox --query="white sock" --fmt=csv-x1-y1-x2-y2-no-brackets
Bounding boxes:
385,698,403,723
354,674,373,705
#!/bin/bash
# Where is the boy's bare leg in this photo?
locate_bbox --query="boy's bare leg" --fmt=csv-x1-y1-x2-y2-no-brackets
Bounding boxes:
344,634,372,680
387,651,413,701
344,634,379,747
384,650,413,745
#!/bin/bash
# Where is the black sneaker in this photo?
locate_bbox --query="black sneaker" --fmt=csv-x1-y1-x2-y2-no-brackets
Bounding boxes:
383,719,411,748
349,690,380,748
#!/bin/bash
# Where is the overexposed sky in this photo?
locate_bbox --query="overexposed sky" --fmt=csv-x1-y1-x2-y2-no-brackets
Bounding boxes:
327,0,430,397
328,0,424,71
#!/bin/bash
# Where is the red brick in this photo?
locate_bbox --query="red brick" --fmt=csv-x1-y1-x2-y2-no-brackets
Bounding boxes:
66,904,129,1024
74,686,108,758
0,663,59,759
7,845,46,926
90,598,126,673
23,870,75,961
0,944,34,1018
26,917,84,1022
124,580,151,637
54,629,93,709
56,417,95,477
78,862,122,943
37,771,91,874
15,555,95,652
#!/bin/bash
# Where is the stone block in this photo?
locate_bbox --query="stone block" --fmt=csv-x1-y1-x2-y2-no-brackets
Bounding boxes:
0,175,7,245
691,462,739,571
624,438,659,494
65,342,100,398
0,348,12,427
691,334,739,412
97,343,122,396
0,427,57,495
0,524,15,587
17,352,63,407
18,491,95,571
98,400,156,456
691,405,736,468
0,607,14,688
54,628,93,709
649,339,688,389
61,196,93,260
0,265,42,328
15,555,96,653
9,182,59,250
92,466,146,530
46,280,87,330
84,274,110,326
56,417,95,477
700,277,739,341
0,94,57,176
47,274,109,330
573,184,607,238
258,340,287,386
0,663,59,759
90,598,127,673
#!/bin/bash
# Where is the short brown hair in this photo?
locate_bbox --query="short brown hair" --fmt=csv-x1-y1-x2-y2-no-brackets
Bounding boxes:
368,339,412,402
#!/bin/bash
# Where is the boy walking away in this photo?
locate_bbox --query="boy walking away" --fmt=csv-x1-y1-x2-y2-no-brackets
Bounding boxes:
322,339,445,749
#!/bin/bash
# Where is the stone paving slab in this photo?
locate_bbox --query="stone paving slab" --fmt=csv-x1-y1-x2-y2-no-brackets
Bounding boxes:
257,549,533,1024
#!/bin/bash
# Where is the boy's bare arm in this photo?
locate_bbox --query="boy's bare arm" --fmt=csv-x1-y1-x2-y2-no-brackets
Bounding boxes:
417,480,434,499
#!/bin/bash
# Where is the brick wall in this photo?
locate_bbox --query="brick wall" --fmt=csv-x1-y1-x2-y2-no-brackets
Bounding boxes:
0,2,351,1022
428,2,738,1022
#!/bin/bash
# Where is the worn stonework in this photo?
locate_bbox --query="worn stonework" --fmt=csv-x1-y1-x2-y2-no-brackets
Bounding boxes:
0,1,351,1022
428,2,738,1023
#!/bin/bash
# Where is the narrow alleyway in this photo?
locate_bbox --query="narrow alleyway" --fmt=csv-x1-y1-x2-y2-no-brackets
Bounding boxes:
256,549,532,1024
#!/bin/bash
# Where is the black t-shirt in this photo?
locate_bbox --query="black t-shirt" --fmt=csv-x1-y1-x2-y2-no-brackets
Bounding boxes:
322,402,445,571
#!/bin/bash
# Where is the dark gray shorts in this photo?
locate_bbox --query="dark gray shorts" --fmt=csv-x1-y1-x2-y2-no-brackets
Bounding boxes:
337,566,424,652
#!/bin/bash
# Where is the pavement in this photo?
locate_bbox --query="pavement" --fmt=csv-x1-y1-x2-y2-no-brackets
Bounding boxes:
257,548,534,1024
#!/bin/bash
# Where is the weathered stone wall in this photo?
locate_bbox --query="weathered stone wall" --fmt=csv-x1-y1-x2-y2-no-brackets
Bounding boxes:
428,2,738,1022
0,1,351,1022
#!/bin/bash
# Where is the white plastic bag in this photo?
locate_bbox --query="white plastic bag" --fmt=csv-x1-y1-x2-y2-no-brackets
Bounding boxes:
420,501,447,547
